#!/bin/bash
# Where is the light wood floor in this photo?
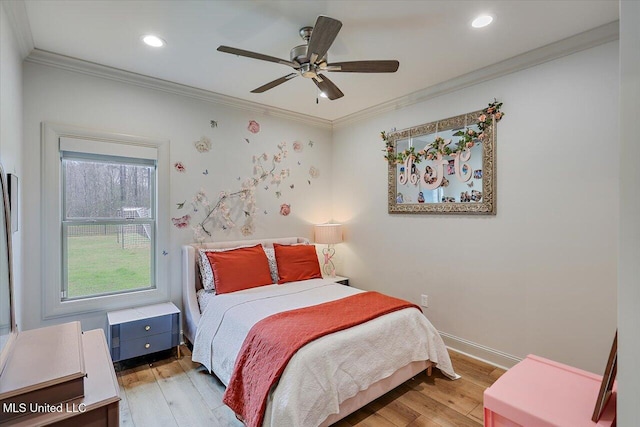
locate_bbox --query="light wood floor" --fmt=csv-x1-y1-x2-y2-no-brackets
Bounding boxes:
117,346,505,427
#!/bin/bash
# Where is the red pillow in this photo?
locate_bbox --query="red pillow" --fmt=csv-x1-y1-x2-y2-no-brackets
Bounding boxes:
205,245,273,294
273,243,322,284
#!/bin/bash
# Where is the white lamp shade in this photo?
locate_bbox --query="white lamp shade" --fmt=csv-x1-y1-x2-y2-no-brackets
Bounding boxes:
314,223,343,244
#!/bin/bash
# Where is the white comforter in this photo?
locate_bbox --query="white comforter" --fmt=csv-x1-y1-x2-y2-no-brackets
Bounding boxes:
192,278,456,426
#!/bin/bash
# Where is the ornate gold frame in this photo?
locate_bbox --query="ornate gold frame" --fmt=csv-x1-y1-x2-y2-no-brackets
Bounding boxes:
387,109,496,214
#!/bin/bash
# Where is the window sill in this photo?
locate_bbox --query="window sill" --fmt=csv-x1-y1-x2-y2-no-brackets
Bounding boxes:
43,286,170,320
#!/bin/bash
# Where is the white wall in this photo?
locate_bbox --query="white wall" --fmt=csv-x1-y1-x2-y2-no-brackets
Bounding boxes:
0,3,25,329
618,1,640,424
332,41,619,374
22,62,332,332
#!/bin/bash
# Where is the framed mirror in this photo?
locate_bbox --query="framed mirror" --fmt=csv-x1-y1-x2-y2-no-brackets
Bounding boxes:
387,109,497,214
0,163,16,374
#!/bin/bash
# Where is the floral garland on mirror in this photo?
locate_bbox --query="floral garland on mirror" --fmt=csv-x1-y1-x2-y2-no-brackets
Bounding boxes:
382,99,504,164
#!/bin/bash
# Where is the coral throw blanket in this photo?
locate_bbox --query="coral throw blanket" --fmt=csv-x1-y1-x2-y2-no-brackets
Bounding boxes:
222,291,420,427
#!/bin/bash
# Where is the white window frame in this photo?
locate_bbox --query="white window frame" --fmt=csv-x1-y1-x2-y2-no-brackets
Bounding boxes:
61,152,157,300
42,122,170,319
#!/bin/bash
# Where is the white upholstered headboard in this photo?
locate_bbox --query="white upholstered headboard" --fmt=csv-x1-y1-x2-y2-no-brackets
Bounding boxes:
181,237,310,345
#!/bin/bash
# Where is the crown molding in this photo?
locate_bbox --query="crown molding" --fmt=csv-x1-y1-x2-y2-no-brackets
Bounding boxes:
2,0,35,59
25,49,333,130
24,19,618,132
333,20,620,129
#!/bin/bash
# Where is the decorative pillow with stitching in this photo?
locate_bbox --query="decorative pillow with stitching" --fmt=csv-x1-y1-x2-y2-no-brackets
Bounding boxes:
204,244,273,294
197,244,255,291
273,243,322,284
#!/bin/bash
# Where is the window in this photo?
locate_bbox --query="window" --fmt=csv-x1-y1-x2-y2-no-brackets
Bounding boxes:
42,123,169,319
61,153,156,300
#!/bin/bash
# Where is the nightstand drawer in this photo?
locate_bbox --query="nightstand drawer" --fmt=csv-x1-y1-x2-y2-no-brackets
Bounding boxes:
119,315,172,341
118,332,173,361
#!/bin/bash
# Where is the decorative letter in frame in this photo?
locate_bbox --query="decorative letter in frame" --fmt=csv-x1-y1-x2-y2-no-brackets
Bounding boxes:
384,101,503,215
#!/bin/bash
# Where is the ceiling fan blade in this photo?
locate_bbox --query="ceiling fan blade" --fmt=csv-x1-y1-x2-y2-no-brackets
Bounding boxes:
217,46,298,68
312,74,344,100
326,60,400,73
251,73,298,93
306,16,342,63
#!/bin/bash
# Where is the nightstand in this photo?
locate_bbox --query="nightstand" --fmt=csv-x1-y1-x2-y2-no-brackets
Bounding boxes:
331,275,349,286
107,302,180,362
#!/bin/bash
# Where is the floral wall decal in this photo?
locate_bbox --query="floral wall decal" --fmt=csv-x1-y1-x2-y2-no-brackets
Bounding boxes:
280,204,291,216
172,214,191,228
171,118,329,242
309,166,320,179
248,120,260,134
194,136,212,153
180,143,291,241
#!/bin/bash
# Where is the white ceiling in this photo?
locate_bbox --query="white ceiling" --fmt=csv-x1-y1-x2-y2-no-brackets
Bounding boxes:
23,0,618,121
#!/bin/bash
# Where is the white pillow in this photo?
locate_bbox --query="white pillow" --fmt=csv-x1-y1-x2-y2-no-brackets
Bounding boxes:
262,247,279,284
197,249,216,291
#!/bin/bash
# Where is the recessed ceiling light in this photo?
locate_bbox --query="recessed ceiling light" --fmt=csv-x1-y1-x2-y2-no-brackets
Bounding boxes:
471,15,493,28
142,34,166,48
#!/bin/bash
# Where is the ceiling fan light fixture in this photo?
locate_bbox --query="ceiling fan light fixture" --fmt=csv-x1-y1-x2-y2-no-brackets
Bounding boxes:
300,63,317,78
217,15,397,101
471,15,493,28
319,92,328,98
142,34,166,47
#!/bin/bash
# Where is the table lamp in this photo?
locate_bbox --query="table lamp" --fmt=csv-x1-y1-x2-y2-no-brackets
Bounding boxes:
314,223,343,277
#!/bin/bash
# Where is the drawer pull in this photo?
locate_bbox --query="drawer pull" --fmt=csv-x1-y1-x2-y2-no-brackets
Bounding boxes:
145,343,151,349
145,325,151,331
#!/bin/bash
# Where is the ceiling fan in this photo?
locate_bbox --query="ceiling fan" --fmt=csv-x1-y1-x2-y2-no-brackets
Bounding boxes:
217,16,399,100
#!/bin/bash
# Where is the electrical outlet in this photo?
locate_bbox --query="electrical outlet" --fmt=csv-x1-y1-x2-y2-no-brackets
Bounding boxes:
420,294,429,307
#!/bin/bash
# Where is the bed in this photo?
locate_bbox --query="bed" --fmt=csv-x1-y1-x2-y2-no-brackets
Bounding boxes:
182,237,457,426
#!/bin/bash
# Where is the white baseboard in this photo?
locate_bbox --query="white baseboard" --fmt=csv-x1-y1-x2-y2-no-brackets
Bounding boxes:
439,331,522,370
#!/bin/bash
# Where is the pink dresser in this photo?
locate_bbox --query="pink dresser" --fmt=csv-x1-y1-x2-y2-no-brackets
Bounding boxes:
483,355,616,427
